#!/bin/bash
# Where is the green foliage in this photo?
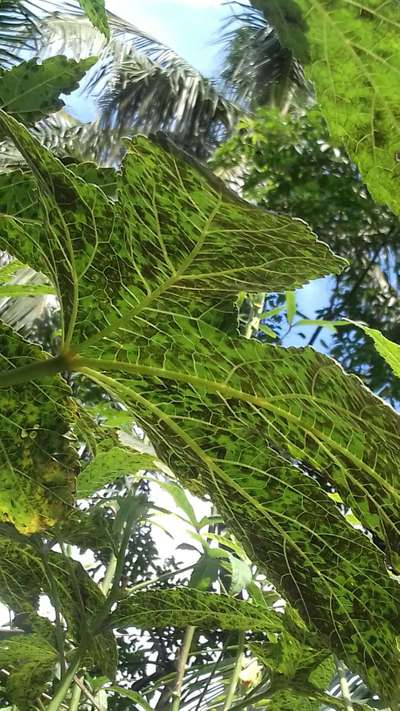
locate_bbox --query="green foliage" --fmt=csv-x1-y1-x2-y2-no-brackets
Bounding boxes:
0,113,344,349
213,107,400,398
77,0,110,39
0,57,95,129
0,106,398,703
0,323,77,533
107,686,153,710
89,321,400,698
1,9,400,706
111,588,284,632
0,536,117,679
0,634,58,710
77,446,154,498
254,0,400,217
358,324,400,379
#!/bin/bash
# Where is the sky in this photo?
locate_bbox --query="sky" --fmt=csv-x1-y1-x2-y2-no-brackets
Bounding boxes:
105,0,242,76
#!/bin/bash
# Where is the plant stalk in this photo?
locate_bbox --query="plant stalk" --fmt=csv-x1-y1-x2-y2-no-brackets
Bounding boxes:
223,632,245,710
68,683,81,711
0,352,72,387
171,625,195,711
334,655,354,711
46,646,84,711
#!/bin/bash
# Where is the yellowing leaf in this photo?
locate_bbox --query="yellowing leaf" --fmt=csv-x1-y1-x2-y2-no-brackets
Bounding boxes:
0,323,77,533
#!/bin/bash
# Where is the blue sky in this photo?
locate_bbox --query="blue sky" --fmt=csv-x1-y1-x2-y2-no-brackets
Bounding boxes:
105,0,242,76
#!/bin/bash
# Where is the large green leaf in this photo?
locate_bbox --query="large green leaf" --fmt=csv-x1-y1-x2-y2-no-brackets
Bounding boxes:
83,321,400,703
0,116,399,699
0,57,96,129
0,112,345,346
0,323,77,533
111,588,285,632
253,0,400,216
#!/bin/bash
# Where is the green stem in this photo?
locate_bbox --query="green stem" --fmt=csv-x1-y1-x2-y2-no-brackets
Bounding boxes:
223,632,245,710
334,655,354,711
68,683,81,711
126,563,194,594
46,646,84,711
171,625,195,711
0,353,72,387
100,551,117,596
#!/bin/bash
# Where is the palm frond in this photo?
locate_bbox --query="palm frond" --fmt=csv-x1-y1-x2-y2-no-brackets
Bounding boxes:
0,0,42,67
33,10,241,159
220,3,309,110
0,110,128,167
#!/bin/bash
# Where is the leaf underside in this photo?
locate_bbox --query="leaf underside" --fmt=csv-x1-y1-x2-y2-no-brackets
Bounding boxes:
2,116,400,700
0,111,345,346
0,57,96,130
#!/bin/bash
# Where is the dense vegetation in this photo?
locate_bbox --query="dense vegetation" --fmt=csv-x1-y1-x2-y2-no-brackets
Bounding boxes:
0,1,400,710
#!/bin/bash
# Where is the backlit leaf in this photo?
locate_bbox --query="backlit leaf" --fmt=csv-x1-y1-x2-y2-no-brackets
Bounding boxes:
77,446,154,498
87,319,400,702
254,0,400,216
285,290,296,325
78,0,110,39
0,57,96,129
111,588,285,632
0,115,345,348
357,323,400,379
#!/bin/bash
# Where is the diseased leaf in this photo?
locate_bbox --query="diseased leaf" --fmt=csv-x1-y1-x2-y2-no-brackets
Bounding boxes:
254,0,400,216
0,57,96,129
88,318,400,702
0,323,77,533
0,634,57,710
0,112,396,702
0,538,117,679
111,588,285,632
0,115,345,347
77,446,154,498
78,0,110,39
